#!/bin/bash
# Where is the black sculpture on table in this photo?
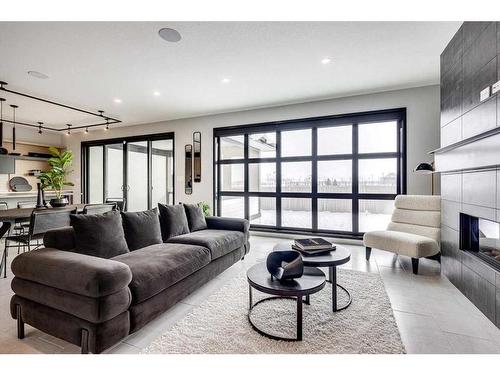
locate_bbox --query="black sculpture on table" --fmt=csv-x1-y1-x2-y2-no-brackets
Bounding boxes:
266,250,304,282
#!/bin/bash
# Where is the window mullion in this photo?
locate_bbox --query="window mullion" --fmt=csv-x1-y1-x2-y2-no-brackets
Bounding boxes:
276,131,282,228
244,134,249,220
352,123,359,234
311,127,318,232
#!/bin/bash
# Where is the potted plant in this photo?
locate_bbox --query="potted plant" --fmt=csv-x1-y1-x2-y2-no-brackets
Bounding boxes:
198,202,211,217
39,147,74,207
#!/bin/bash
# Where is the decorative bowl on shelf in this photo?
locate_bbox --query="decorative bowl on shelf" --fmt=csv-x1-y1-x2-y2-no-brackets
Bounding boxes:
266,250,304,282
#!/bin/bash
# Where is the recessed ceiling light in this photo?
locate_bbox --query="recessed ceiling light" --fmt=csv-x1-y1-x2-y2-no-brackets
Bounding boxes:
321,58,332,65
27,71,49,79
114,98,122,103
153,91,161,96
158,28,182,43
221,78,230,84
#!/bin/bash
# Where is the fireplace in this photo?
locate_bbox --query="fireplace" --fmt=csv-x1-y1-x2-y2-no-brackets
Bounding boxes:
460,213,500,271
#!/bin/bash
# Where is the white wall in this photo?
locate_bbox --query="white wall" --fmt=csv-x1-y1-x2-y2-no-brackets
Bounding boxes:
63,85,440,208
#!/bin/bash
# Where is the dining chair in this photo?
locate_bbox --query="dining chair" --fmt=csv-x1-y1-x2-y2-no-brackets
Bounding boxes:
12,201,37,253
83,203,116,215
0,201,8,245
105,197,126,211
3,207,76,278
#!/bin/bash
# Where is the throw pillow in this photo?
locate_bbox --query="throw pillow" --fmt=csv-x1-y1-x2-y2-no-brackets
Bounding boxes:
121,208,163,250
70,210,129,258
158,203,190,241
183,203,208,232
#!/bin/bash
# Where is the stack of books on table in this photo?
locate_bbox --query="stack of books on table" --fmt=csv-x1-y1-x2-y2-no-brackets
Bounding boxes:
292,238,336,255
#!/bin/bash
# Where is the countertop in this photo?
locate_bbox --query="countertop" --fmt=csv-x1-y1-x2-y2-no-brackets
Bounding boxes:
0,190,74,198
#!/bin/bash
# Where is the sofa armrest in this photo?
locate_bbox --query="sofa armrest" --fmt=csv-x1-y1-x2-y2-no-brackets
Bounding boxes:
205,216,250,234
11,248,132,298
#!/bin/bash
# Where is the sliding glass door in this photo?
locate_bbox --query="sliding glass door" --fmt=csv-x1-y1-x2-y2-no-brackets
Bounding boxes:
151,139,175,207
214,109,406,239
105,143,124,202
82,133,175,210
127,141,149,212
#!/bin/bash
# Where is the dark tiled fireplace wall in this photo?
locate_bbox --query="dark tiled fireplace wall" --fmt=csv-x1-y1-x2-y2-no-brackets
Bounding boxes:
437,22,500,328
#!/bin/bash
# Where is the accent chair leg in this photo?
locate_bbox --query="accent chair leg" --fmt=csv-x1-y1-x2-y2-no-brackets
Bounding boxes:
365,247,372,261
81,329,89,354
426,252,441,264
411,258,419,275
16,305,24,339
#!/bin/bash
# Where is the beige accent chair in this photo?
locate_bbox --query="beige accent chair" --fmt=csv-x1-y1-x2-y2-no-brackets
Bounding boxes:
363,195,441,274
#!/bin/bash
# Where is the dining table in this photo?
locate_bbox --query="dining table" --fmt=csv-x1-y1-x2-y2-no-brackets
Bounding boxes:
0,204,86,277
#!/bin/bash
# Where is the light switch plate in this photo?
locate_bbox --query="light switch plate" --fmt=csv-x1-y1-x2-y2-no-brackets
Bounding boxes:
480,86,491,102
492,80,500,95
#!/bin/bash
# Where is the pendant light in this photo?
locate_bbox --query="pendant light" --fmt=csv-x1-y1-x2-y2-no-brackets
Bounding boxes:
66,124,72,136
0,98,7,154
38,122,43,134
10,104,18,150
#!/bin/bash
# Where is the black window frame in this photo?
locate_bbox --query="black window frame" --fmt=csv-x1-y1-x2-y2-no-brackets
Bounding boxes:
213,108,406,240
81,132,175,209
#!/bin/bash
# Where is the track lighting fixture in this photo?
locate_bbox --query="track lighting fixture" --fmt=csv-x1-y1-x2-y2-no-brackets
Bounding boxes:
10,104,18,150
85,127,89,134
0,81,121,134
66,124,72,136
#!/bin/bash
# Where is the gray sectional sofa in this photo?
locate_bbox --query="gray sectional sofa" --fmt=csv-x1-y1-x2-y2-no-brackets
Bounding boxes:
10,214,250,354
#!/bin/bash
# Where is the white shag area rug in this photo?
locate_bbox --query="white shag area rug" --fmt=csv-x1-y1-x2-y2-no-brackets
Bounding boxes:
142,268,405,354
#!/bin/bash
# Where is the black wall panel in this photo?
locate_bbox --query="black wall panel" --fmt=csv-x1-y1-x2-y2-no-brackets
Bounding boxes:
439,22,500,329
462,56,497,114
462,22,496,79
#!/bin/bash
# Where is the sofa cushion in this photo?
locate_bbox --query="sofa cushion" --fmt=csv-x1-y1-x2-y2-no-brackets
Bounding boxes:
167,229,244,261
121,208,162,251
70,210,129,258
183,203,207,232
43,226,75,251
113,243,210,304
363,230,439,258
158,203,190,241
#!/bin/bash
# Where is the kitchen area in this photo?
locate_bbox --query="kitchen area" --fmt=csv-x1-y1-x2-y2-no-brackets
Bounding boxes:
0,140,73,209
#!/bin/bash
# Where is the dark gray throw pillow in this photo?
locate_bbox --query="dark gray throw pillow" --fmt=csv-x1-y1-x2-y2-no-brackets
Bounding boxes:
183,203,207,232
70,210,129,259
121,208,162,250
158,203,190,241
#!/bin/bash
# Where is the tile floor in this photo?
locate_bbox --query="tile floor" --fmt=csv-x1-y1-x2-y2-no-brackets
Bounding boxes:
0,234,499,354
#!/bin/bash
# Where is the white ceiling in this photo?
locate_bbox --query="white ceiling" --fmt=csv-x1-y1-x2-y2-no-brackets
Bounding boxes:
0,21,461,130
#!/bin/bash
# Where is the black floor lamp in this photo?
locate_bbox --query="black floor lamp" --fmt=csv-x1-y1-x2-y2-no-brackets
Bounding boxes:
414,162,435,195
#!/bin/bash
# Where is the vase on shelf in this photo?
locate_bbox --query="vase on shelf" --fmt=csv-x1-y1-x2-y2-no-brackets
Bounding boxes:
36,183,44,208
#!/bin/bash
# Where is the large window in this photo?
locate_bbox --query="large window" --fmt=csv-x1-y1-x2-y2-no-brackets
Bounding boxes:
214,109,406,238
83,133,174,210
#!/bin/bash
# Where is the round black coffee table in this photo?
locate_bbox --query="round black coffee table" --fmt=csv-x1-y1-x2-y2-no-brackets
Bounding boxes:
247,263,325,341
273,241,352,312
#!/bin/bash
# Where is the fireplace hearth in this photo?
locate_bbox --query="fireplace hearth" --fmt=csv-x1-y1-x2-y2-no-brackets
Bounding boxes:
460,213,500,271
